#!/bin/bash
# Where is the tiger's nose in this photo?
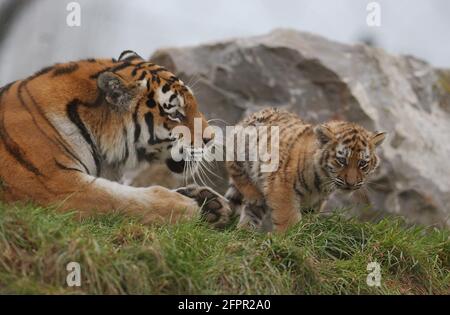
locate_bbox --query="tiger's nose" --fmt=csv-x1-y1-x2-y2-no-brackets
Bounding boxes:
337,176,360,190
344,179,360,190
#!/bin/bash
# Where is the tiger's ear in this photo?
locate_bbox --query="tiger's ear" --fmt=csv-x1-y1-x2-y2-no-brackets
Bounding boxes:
371,132,386,147
314,125,335,146
97,72,142,110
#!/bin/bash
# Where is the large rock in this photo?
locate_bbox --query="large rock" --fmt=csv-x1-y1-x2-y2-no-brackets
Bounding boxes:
141,29,450,227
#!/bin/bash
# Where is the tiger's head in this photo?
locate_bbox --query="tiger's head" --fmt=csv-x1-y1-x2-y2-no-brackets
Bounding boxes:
96,51,212,174
314,121,386,191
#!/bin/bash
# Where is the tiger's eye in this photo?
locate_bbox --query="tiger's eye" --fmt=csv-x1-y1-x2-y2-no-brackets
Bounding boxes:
358,160,368,168
336,157,347,166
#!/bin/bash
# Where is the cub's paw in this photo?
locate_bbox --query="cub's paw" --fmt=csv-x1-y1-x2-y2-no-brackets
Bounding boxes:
175,185,233,229
238,201,273,233
224,184,243,217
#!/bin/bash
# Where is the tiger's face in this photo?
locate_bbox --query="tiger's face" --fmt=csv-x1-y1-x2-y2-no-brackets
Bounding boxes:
134,76,211,174
314,121,385,191
97,54,211,174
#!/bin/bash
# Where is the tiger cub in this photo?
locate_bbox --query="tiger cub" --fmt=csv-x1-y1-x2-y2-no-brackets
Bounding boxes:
225,108,385,232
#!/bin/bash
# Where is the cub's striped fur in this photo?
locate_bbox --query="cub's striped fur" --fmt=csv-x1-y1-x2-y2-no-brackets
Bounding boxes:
0,50,231,227
225,108,385,232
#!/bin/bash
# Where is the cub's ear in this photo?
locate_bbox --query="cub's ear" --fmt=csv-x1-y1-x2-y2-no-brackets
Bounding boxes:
371,132,386,147
314,125,335,146
97,72,142,111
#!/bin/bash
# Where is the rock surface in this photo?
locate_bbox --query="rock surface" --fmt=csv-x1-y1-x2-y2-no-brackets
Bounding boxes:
136,29,450,227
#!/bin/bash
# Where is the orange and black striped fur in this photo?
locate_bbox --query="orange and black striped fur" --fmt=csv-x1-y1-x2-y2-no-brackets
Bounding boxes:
0,50,231,227
225,108,385,232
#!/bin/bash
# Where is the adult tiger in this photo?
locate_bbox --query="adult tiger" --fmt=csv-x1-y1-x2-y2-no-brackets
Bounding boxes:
0,51,231,228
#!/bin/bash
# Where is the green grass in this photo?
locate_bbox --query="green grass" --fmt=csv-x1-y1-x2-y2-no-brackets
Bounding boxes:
0,203,448,294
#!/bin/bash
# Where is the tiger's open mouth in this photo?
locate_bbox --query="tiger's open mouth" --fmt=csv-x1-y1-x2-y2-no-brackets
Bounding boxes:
165,146,207,174
168,137,221,186
165,158,185,173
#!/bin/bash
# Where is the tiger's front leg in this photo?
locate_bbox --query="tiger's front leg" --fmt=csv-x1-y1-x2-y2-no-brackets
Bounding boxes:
238,201,273,232
49,173,202,225
175,185,233,229
225,171,269,231
265,179,301,233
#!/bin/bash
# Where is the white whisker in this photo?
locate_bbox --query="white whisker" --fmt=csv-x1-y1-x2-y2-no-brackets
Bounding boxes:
188,160,197,186
188,74,202,94
194,161,209,186
201,159,223,181
207,118,230,126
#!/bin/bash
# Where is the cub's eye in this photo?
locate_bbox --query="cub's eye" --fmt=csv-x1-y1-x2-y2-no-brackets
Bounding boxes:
336,157,347,166
358,160,368,168
168,111,185,122
326,164,336,173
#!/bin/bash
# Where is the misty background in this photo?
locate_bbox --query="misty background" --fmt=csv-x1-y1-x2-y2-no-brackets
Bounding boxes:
0,0,449,86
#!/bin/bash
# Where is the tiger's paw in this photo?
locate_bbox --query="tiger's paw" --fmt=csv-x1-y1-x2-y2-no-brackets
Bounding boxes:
224,184,244,217
238,201,273,233
175,185,233,229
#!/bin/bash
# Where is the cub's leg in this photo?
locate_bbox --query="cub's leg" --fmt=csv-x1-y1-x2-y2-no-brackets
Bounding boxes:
264,177,301,233
226,161,266,230
224,183,243,216
226,161,264,204
175,185,233,229
239,201,273,232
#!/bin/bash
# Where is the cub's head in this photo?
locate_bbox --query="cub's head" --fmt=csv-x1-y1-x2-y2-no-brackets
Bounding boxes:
314,121,386,191
97,51,212,173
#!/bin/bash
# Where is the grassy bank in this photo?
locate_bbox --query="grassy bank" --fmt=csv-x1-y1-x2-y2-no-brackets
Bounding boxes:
0,203,448,294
